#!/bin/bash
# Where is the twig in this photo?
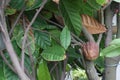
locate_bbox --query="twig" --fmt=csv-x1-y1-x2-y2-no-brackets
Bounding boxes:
0,1,30,79
9,5,26,36
71,36,82,46
71,33,84,43
97,34,103,45
50,62,58,73
78,49,86,70
27,40,36,80
21,14,26,71
21,0,48,69
60,58,67,80
82,26,95,42
0,51,16,73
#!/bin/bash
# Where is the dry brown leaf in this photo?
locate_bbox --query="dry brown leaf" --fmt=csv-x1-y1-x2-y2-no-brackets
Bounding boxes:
81,14,107,34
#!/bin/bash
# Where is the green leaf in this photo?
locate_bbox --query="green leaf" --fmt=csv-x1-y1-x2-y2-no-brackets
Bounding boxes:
0,54,19,80
26,0,42,10
41,44,66,61
60,26,71,50
13,24,35,55
49,30,61,41
9,0,42,10
25,11,55,30
9,0,25,10
113,0,120,3
78,0,101,16
44,1,59,14
96,0,106,6
4,64,19,80
12,40,21,55
100,39,120,57
37,60,51,80
24,55,32,74
34,31,51,49
59,0,82,35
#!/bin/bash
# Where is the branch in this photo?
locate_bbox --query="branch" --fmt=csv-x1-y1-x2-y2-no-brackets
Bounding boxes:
97,34,103,45
21,0,48,68
50,62,58,73
9,5,26,36
0,1,30,79
82,26,95,42
21,15,26,71
27,40,36,80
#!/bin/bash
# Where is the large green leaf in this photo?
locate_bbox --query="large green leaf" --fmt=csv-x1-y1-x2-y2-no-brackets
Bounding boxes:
59,0,82,35
60,26,71,50
100,39,120,57
34,31,51,49
41,44,66,61
37,60,51,80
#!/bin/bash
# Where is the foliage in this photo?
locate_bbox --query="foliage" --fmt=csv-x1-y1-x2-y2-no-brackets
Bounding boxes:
37,60,51,80
0,0,116,80
100,38,120,57
59,0,82,35
60,26,71,50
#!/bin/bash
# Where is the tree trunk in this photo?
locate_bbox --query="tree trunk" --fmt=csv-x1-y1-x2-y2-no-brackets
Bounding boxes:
103,3,120,80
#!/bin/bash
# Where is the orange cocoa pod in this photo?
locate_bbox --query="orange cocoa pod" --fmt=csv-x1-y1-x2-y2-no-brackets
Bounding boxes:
82,41,99,60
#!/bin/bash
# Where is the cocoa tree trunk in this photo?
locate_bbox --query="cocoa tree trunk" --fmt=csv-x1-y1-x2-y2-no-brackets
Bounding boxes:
103,3,120,80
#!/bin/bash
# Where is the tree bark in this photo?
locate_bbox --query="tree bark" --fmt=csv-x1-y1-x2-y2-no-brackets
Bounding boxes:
103,3,119,80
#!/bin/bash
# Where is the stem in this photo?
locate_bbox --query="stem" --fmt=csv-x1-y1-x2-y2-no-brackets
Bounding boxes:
27,40,36,80
21,0,47,66
82,26,95,42
9,5,25,36
60,59,67,80
21,14,26,71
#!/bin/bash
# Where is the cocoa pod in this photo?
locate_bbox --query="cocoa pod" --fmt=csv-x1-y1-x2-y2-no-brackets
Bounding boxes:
81,41,99,60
